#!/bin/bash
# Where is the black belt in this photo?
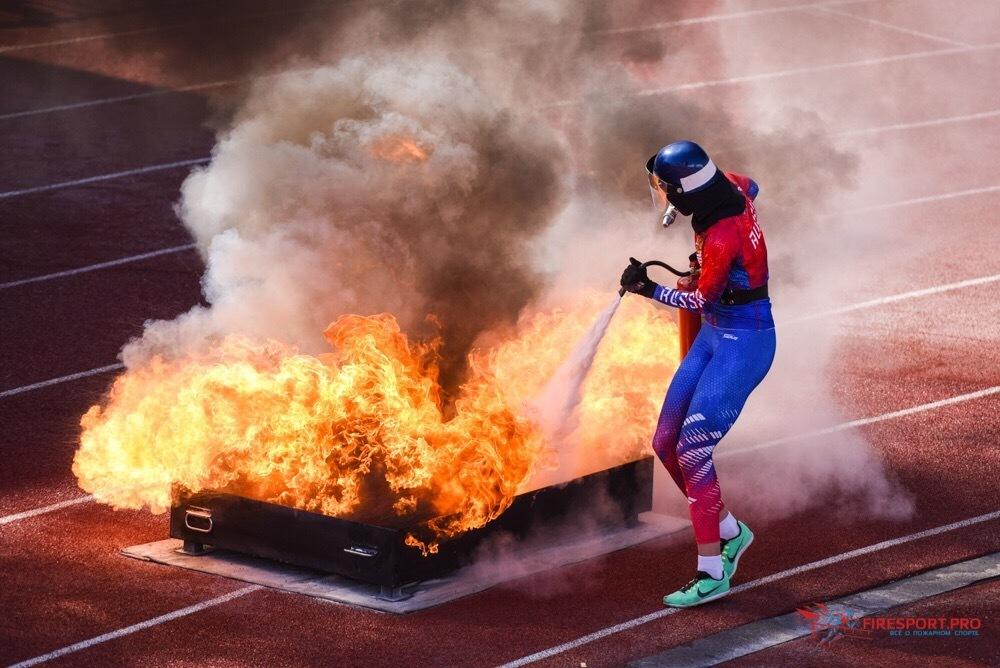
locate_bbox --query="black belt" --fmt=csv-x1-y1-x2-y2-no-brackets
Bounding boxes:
720,284,768,305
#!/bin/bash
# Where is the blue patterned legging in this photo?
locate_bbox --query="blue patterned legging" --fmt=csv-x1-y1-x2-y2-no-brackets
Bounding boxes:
651,321,776,544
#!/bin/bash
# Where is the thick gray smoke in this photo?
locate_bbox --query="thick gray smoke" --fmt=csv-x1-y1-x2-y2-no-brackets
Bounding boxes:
130,55,566,388
114,0,911,535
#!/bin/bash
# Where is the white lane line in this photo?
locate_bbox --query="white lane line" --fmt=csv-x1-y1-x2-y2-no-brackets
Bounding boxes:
724,386,1000,458
633,42,999,97
0,495,95,526
0,6,326,55
0,25,195,54
497,509,1000,667
788,273,1000,323
0,363,124,399
596,0,866,35
0,63,321,122
711,108,1000,161
0,158,209,200
0,243,197,290
811,5,972,48
838,108,1000,136
837,184,1000,215
0,81,230,122
8,585,263,668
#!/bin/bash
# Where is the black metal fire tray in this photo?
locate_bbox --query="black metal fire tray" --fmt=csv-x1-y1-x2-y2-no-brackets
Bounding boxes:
170,457,653,592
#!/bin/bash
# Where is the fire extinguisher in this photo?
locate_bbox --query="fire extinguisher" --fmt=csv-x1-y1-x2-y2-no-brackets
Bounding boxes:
676,252,702,358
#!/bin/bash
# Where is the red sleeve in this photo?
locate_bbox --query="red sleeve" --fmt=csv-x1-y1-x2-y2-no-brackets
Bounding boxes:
697,223,740,304
725,172,759,201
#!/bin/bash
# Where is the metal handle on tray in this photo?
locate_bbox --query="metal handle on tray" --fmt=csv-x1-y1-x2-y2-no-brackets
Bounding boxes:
343,546,379,558
184,506,213,533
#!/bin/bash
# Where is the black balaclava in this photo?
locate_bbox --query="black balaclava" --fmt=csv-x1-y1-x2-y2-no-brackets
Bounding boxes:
666,171,746,234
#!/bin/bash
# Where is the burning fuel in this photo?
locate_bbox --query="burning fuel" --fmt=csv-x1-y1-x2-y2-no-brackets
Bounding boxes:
74,295,679,552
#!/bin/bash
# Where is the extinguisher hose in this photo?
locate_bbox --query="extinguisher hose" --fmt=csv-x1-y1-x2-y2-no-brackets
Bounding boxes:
618,259,692,297
640,259,691,278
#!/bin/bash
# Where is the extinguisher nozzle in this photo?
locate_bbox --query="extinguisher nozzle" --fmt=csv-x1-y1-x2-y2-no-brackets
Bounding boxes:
661,205,678,228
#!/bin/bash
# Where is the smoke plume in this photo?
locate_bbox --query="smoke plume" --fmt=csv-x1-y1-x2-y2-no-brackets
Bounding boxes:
132,54,566,389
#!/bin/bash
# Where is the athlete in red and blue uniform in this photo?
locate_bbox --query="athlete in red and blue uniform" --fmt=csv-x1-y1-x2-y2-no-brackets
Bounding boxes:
621,140,775,608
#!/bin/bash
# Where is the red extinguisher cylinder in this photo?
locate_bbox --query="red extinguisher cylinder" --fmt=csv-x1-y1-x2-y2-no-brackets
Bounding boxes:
677,252,702,358
677,308,702,358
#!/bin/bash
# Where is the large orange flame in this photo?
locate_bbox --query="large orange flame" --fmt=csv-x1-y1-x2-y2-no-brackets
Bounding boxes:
73,293,679,551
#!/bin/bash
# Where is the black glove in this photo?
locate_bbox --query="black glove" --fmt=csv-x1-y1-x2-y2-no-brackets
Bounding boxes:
620,257,658,298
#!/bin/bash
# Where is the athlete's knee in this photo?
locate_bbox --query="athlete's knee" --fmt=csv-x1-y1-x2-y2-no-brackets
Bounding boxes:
651,441,673,465
652,407,684,464
650,428,675,463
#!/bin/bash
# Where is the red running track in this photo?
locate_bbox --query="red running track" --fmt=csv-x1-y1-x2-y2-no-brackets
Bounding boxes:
1,1,998,666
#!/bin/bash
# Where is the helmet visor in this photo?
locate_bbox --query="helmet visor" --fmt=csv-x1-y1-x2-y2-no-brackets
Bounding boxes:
646,155,668,213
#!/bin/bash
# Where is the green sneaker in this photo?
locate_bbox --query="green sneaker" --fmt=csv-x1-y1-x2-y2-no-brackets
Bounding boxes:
663,571,730,608
721,521,754,579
